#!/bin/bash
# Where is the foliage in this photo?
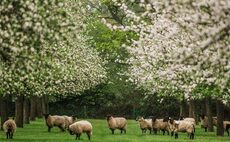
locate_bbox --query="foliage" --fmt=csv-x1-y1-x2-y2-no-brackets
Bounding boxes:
102,0,230,102
0,0,106,96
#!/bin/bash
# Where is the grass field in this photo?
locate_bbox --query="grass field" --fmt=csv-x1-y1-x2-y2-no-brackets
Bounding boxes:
0,119,230,142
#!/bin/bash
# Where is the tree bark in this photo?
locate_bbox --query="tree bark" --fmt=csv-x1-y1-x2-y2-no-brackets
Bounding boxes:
41,96,49,114
36,97,43,118
23,98,30,124
15,95,24,128
30,96,37,121
180,99,188,117
0,95,10,130
205,96,214,132
216,100,224,136
189,99,195,118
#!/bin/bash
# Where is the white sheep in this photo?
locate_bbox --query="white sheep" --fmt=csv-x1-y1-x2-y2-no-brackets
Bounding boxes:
3,118,17,139
168,119,195,139
137,117,152,134
64,115,76,129
107,115,127,134
43,114,66,132
68,120,93,140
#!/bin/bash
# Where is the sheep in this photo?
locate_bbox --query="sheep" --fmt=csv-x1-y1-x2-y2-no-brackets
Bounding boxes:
106,115,127,134
137,117,152,134
68,120,93,140
152,117,169,135
3,118,17,139
212,117,230,136
64,115,76,129
168,118,195,139
179,116,196,124
43,114,66,132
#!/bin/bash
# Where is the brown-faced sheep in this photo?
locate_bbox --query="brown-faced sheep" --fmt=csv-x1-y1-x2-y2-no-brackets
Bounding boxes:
3,118,17,139
68,120,93,140
168,119,195,139
152,117,169,135
64,115,76,129
107,115,127,134
43,114,66,132
137,117,152,134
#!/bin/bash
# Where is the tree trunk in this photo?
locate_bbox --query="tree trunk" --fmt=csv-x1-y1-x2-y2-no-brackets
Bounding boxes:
205,96,214,132
180,99,188,117
41,96,49,114
0,95,10,130
189,99,195,118
30,96,37,121
36,97,43,118
23,98,30,124
15,95,24,128
216,100,224,136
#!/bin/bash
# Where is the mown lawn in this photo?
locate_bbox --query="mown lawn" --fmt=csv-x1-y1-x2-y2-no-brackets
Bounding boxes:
0,119,230,142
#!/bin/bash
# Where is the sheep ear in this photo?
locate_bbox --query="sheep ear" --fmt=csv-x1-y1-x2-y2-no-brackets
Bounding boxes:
12,117,15,120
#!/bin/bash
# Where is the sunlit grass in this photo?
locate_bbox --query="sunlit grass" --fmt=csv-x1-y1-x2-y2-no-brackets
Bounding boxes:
0,119,229,142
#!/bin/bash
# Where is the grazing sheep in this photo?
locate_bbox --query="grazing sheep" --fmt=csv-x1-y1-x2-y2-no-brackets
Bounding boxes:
152,117,169,135
168,119,195,139
106,115,127,134
68,120,93,140
212,117,230,136
43,114,66,132
199,115,209,132
3,118,17,139
179,116,196,124
64,115,76,129
137,117,152,134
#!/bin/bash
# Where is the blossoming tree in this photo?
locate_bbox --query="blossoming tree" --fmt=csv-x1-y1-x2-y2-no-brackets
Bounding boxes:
102,0,230,136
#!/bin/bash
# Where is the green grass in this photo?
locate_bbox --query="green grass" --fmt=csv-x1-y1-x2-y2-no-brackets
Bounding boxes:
0,119,230,142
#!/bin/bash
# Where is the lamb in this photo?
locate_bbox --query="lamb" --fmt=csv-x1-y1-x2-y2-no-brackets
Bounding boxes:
68,120,93,140
43,114,66,132
106,115,127,134
137,117,152,134
168,118,195,139
64,115,76,129
3,118,17,139
152,117,169,135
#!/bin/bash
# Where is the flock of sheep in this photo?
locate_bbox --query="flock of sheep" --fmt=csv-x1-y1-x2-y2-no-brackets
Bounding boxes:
2,114,230,140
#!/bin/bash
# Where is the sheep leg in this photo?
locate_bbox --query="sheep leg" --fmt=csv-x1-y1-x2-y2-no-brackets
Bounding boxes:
149,128,152,134
162,130,165,135
205,127,207,132
48,127,51,132
75,134,78,140
110,129,114,134
167,130,169,135
6,132,9,139
190,132,194,139
226,129,229,136
175,133,178,139
124,129,126,134
78,134,81,140
120,129,123,134
171,131,174,137
10,133,13,139
87,132,91,140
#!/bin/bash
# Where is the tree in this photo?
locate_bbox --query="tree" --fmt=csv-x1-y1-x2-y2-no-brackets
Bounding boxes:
102,0,230,136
